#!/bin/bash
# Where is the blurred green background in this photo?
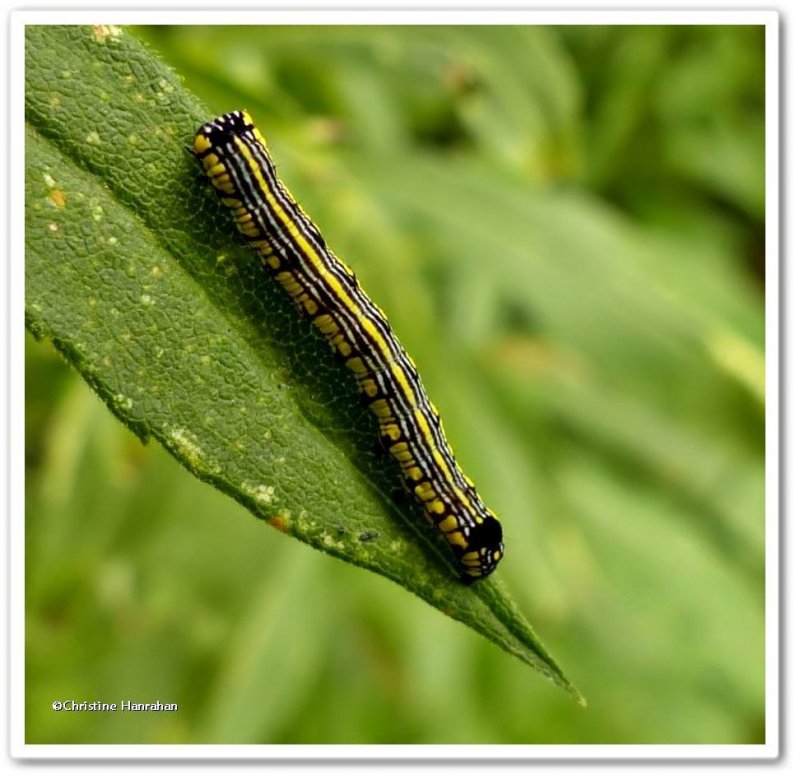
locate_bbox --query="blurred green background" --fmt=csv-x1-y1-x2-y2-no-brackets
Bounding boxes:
26,24,765,744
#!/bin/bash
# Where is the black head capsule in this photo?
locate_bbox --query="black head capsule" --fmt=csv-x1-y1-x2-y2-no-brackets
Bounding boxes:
457,512,504,583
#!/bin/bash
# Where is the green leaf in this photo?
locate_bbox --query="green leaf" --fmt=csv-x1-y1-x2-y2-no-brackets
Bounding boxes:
25,24,582,703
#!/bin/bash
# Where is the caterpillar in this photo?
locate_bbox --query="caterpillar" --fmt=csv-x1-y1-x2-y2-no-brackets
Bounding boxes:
192,110,504,581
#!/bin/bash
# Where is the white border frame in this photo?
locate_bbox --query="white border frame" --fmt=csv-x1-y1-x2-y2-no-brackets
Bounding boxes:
8,7,780,761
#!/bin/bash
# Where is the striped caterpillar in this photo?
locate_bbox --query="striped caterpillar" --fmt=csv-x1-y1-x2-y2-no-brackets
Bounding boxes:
193,111,504,581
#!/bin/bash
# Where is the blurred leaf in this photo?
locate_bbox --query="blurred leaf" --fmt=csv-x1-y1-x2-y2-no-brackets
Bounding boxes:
199,546,330,742
25,25,581,701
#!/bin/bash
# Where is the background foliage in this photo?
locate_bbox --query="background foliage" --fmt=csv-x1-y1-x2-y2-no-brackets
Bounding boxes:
25,24,765,744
